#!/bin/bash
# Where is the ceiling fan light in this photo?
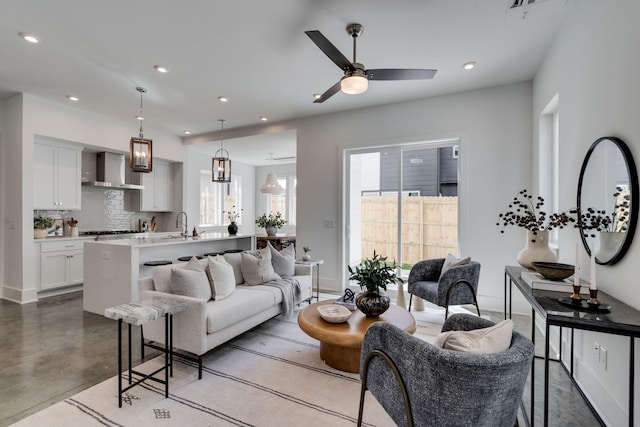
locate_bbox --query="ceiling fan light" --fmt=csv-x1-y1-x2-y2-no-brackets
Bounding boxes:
260,173,284,194
340,74,368,95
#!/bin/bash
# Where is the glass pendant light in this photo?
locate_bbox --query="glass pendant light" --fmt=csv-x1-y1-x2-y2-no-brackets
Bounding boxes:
130,86,153,173
260,153,284,194
212,119,231,183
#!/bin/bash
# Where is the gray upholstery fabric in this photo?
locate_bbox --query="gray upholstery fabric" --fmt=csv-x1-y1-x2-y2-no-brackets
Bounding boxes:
360,314,534,427
408,258,481,307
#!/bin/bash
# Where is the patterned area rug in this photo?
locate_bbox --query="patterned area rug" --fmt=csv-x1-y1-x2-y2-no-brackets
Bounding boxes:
12,302,457,427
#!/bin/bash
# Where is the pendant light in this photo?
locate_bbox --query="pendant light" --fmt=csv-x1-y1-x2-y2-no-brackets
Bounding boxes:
212,119,231,183
130,86,153,173
260,153,284,194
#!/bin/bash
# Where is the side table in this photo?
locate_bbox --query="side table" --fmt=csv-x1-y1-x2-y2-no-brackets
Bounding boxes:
105,297,187,408
296,259,324,301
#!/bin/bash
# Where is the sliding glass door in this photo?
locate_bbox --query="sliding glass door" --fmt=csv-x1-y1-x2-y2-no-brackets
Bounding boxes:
345,139,460,282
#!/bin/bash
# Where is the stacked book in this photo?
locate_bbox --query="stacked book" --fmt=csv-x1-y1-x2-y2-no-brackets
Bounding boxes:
520,271,589,294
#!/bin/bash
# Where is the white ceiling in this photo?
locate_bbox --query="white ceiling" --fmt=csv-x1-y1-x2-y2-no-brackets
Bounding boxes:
0,0,572,165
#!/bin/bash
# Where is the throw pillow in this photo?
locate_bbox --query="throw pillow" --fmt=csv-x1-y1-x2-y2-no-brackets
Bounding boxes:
208,256,236,300
267,241,296,277
241,248,281,285
223,252,245,285
433,319,513,354
170,268,212,301
439,253,471,279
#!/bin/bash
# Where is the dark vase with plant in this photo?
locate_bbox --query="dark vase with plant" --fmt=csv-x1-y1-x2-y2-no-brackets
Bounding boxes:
347,251,403,317
34,215,55,239
223,206,242,235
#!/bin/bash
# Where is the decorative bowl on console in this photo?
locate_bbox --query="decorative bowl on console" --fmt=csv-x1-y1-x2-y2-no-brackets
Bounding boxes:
531,261,575,281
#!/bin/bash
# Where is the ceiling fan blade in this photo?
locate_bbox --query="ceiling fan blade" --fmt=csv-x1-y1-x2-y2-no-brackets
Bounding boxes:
366,69,437,81
313,81,342,103
305,30,354,71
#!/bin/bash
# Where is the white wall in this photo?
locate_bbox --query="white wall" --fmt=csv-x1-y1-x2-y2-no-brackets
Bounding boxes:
1,94,186,302
533,1,640,424
293,82,533,303
0,100,5,297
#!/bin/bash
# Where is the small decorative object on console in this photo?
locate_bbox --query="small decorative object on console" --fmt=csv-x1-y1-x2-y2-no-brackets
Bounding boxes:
302,246,311,261
255,211,287,236
317,304,352,323
531,261,575,281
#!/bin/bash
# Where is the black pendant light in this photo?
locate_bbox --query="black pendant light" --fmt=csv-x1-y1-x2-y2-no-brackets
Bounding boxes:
130,86,153,173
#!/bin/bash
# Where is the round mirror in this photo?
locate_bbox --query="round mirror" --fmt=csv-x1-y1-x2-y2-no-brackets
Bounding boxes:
577,137,638,265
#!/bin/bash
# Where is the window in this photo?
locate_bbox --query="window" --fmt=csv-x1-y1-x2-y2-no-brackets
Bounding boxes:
266,176,297,225
199,170,242,226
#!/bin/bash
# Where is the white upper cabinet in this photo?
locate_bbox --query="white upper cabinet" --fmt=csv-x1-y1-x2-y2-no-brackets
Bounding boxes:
34,141,82,210
132,161,173,212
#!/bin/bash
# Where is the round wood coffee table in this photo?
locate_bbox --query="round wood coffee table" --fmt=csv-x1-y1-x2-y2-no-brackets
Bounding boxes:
298,300,417,373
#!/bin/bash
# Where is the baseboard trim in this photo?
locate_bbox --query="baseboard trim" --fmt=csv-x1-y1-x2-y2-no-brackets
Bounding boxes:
1,285,38,304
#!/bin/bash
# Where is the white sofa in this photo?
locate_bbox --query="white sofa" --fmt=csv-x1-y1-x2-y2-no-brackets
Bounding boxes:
139,251,312,378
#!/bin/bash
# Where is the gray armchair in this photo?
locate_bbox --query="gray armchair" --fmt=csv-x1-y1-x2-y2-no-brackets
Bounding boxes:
408,258,481,318
358,314,534,427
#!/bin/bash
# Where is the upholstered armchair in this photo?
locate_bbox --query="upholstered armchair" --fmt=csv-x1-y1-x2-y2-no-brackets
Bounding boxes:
357,314,534,427
407,258,481,318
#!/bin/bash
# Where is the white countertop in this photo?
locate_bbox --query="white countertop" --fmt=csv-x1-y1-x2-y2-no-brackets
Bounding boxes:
84,232,253,247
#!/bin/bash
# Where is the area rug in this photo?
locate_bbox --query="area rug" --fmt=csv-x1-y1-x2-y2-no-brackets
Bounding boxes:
12,303,453,427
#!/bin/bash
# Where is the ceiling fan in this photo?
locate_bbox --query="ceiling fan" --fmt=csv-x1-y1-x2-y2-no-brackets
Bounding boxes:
305,23,437,103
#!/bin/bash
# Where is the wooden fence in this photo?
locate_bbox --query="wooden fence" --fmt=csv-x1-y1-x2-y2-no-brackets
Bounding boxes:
360,196,458,268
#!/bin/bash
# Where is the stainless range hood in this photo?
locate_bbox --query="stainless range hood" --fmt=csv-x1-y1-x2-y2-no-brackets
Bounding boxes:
82,152,144,190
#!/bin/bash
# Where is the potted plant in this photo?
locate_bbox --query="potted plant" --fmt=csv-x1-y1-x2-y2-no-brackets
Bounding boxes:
302,246,312,261
223,206,243,235
347,251,404,317
34,215,55,239
255,211,287,236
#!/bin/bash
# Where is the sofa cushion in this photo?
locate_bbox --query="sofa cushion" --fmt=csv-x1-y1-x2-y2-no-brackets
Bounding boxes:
439,253,471,279
267,241,295,277
208,256,236,300
241,248,281,285
170,268,212,301
223,252,245,285
206,287,280,333
433,319,513,353
151,261,190,293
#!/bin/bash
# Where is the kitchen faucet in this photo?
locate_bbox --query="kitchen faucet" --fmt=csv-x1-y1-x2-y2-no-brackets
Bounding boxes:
176,211,188,237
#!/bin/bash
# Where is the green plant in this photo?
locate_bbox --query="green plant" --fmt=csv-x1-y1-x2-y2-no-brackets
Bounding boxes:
303,246,311,253
255,211,287,229
34,215,55,229
347,251,403,294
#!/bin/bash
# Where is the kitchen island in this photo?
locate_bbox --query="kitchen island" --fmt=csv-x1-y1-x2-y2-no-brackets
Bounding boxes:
83,233,254,314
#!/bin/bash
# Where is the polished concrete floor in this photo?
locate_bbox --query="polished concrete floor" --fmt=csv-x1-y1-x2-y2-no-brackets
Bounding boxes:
0,293,601,426
0,292,158,426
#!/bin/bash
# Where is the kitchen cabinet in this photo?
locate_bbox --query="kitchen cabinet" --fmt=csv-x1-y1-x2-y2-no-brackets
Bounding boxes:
39,240,87,291
33,141,82,210
132,161,173,212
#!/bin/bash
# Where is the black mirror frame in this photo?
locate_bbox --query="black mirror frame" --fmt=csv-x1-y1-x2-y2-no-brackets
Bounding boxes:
577,136,639,265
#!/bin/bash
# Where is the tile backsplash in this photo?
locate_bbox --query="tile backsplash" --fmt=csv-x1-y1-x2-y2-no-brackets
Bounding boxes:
35,186,166,233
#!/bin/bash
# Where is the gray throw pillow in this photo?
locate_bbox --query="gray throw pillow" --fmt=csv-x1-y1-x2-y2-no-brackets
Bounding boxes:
240,248,281,285
267,241,295,277
170,268,212,300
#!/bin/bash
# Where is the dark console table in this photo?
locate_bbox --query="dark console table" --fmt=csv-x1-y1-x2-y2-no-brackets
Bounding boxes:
505,265,640,427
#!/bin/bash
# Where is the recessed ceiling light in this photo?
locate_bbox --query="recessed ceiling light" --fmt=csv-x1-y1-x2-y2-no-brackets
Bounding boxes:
183,130,191,135
260,116,268,122
463,62,476,70
154,65,168,73
313,93,321,100
66,95,79,102
136,115,144,121
218,96,228,103
18,32,39,44
410,158,423,164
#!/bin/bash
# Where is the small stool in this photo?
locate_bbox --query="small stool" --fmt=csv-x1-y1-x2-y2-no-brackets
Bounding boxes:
144,260,173,266
104,297,187,408
224,249,244,254
203,252,225,257
177,256,203,262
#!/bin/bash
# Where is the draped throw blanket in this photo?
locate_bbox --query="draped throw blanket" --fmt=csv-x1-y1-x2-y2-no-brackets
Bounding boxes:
263,276,302,319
